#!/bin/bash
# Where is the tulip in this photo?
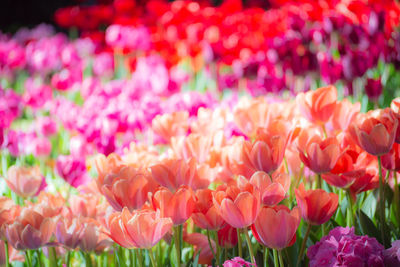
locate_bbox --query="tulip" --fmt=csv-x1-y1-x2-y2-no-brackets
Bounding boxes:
184,233,216,265
5,207,55,250
56,216,111,252
191,189,225,230
251,205,300,250
0,197,20,238
98,165,157,211
390,97,400,143
217,224,238,248
5,165,45,198
382,143,400,171
150,157,211,192
106,208,172,249
295,183,338,225
212,178,261,229
298,135,342,174
249,171,290,206
56,155,89,188
350,108,398,156
171,134,213,163
151,186,196,226
152,111,189,143
296,85,337,124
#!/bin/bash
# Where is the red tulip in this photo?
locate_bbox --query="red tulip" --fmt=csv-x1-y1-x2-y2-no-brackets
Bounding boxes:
295,184,338,225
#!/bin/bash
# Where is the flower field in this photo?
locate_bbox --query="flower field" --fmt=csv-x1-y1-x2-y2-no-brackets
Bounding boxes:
2,0,400,266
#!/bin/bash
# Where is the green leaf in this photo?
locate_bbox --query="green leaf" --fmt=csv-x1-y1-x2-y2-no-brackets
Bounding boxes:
357,210,381,243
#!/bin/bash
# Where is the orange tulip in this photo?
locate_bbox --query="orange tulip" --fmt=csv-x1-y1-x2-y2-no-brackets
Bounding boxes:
4,165,45,198
152,111,189,143
56,216,111,252
98,165,157,211
212,177,260,229
251,205,300,250
240,123,290,175
0,197,20,238
298,135,342,174
171,134,213,163
184,233,215,265
150,157,211,191
295,184,338,225
191,189,225,230
296,85,337,124
151,186,196,225
5,207,55,250
328,99,360,132
249,171,290,206
106,208,172,249
69,193,103,218
350,108,398,156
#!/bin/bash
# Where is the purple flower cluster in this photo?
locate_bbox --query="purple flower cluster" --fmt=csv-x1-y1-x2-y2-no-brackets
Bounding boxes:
307,227,385,267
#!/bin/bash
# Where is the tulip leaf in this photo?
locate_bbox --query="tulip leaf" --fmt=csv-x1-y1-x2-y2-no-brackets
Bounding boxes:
357,210,381,243
361,191,377,219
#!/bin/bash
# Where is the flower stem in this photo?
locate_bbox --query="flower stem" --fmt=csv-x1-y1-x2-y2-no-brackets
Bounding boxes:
264,247,269,267
85,252,93,267
4,240,9,267
148,248,157,267
173,226,181,267
278,250,284,267
346,190,354,227
316,174,322,189
216,232,222,267
273,249,279,267
377,156,387,247
49,247,58,267
36,249,43,267
206,229,217,263
243,228,255,264
25,250,32,267
135,249,143,267
394,171,400,225
237,228,243,259
296,223,312,267
66,251,71,267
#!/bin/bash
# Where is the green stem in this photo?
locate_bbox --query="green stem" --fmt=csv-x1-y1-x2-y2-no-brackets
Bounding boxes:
264,247,269,267
237,228,243,259
278,250,284,267
173,226,181,267
66,251,71,267
36,250,43,267
346,190,354,227
377,156,387,247
216,233,222,267
395,171,400,225
157,242,162,267
243,228,256,264
49,247,57,267
206,229,217,263
25,250,32,267
85,253,93,267
4,240,9,267
273,249,279,267
316,174,322,189
148,249,157,267
296,223,312,267
135,249,143,267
